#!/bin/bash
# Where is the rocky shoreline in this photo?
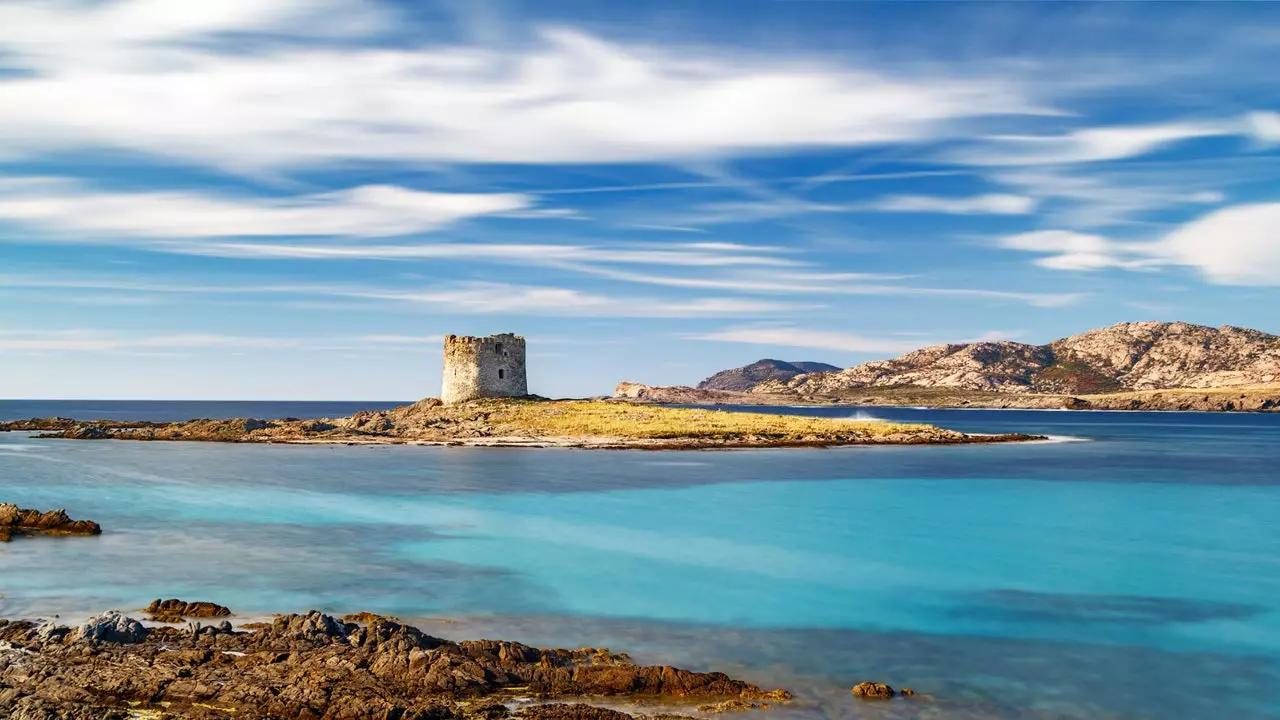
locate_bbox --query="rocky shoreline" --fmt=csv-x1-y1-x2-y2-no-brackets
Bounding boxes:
613,382,1280,412
0,607,805,720
0,398,1044,449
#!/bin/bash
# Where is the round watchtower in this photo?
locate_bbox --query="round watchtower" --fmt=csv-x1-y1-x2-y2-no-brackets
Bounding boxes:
441,333,528,405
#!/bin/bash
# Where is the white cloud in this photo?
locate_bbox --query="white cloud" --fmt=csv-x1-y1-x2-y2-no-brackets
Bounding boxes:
1157,203,1280,285
998,230,1141,270
0,184,532,237
998,202,1280,285
691,326,926,354
0,2,1042,170
864,193,1036,215
1248,111,1280,143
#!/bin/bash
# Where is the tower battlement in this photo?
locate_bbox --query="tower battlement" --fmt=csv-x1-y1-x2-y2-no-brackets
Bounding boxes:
441,333,528,404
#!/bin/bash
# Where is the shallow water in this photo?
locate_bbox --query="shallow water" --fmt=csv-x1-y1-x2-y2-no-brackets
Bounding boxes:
2,403,1279,718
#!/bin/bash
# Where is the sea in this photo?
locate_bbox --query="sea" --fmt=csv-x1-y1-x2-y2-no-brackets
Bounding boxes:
2,400,1278,719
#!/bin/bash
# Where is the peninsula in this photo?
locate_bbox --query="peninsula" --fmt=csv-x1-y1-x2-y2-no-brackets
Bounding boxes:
619,322,1280,412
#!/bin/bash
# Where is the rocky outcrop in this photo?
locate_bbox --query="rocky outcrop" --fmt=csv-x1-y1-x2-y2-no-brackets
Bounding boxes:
850,682,915,700
74,612,149,644
145,599,232,623
0,503,101,542
0,611,789,720
757,322,1280,397
697,359,839,392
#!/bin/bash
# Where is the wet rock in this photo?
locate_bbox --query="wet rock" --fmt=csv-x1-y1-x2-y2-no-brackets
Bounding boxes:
342,611,400,624
74,612,148,644
0,503,101,541
696,699,760,713
72,425,111,439
146,598,232,621
899,687,916,697
519,704,635,720
466,700,512,720
850,682,896,699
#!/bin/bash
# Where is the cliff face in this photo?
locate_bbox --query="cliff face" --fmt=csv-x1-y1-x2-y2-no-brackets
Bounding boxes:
697,359,840,391
749,322,1280,397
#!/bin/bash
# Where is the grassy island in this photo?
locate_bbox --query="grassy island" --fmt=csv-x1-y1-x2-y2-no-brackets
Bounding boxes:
2,398,1043,449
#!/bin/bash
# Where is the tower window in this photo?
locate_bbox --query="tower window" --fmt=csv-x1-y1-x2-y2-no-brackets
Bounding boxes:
495,342,504,354
498,369,505,379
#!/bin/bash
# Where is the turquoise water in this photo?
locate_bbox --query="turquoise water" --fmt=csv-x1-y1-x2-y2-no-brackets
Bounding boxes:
2,404,1279,718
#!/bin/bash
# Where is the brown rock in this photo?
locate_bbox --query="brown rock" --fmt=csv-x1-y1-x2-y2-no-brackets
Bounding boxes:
851,682,896,699
0,610,790,720
519,704,633,720
0,503,101,540
145,599,232,619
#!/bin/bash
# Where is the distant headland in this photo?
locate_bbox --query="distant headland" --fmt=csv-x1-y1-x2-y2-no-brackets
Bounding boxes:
618,321,1280,412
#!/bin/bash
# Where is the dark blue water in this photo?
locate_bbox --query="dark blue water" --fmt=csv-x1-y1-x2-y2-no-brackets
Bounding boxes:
0,400,409,423
2,401,1279,719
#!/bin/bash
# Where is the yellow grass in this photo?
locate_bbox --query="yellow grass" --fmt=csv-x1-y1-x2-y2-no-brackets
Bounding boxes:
486,400,933,439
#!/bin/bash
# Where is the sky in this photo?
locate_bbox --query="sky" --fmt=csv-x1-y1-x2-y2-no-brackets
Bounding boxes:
1,0,1279,400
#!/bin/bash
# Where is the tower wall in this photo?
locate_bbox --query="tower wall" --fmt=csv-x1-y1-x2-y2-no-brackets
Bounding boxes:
441,333,528,404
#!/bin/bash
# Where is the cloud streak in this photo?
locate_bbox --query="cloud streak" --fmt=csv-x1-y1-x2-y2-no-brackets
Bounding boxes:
690,326,926,354
0,184,533,237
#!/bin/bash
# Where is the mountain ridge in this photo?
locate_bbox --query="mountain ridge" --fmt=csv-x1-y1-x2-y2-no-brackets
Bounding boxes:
747,321,1280,397
697,358,841,392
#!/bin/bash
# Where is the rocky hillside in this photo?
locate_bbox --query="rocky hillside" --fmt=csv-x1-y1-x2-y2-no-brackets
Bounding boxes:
749,322,1280,396
697,359,840,391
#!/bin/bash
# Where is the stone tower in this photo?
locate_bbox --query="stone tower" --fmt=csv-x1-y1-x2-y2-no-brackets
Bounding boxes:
441,333,528,405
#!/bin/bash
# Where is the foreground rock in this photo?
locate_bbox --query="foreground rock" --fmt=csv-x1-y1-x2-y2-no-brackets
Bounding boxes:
0,610,790,720
4,398,1042,449
0,503,101,542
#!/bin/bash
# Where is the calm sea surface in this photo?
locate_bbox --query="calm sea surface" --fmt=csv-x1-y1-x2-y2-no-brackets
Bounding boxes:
2,401,1279,719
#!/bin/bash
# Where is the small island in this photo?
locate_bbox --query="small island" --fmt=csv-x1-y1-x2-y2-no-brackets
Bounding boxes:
0,333,1043,449
1,398,1041,449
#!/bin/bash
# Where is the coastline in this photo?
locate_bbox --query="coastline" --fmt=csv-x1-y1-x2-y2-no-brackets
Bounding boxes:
0,606,801,720
613,382,1280,413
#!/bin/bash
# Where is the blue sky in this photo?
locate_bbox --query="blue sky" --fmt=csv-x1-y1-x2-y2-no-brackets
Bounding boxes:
1,0,1279,400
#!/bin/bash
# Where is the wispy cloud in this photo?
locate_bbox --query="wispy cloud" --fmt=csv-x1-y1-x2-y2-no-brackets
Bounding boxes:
690,326,928,354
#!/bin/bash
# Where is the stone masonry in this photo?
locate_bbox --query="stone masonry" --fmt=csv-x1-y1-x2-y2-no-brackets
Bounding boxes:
441,333,528,404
